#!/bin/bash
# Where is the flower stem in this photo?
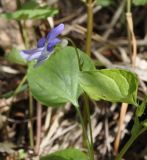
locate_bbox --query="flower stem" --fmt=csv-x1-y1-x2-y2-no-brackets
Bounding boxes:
85,0,93,56
127,0,132,13
84,1,94,158
83,94,94,160
28,90,34,148
74,105,94,160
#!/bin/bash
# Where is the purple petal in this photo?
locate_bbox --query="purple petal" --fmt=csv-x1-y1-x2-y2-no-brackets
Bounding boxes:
20,47,44,61
47,38,61,52
37,37,46,48
47,23,64,41
20,48,44,54
37,54,48,62
27,52,42,61
34,54,49,67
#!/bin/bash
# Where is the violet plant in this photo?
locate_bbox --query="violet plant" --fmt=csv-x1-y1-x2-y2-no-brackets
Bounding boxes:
18,23,141,160
3,0,147,159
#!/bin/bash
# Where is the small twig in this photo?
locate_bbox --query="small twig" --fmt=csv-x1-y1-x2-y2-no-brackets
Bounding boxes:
103,0,126,39
44,108,52,132
46,124,78,147
92,49,112,66
65,24,147,47
7,112,46,124
85,0,94,56
55,8,84,24
35,102,42,156
104,107,111,152
39,110,63,154
114,103,128,154
126,12,137,67
114,0,137,155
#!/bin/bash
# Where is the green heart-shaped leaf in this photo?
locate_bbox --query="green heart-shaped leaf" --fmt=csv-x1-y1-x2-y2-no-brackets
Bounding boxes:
27,46,95,107
79,69,138,105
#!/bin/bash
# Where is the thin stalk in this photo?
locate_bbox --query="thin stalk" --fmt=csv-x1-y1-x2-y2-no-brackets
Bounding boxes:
16,0,29,48
28,90,34,148
83,94,94,159
16,0,26,45
85,0,93,56
74,106,94,160
35,103,42,155
127,0,132,13
116,128,147,160
13,75,27,97
114,0,134,154
65,38,94,159
16,0,34,150
83,0,94,156
114,103,128,154
84,1,94,158
126,0,132,64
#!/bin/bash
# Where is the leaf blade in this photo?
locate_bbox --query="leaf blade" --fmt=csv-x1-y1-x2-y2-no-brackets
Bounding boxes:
79,69,138,105
40,148,88,160
27,46,94,107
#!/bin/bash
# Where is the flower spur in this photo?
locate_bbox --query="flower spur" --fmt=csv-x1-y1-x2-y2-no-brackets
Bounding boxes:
20,23,64,67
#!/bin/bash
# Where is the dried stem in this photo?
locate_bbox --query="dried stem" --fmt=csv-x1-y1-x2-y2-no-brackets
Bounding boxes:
114,103,128,154
115,0,137,156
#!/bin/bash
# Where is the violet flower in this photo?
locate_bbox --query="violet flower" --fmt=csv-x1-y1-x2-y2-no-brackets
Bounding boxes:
20,23,64,67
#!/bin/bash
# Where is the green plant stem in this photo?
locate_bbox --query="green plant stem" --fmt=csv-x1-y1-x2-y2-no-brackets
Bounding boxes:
28,90,34,148
16,0,33,149
85,0,93,56
83,94,94,160
116,128,147,160
13,75,27,96
74,105,94,160
84,1,94,158
35,103,42,155
65,38,94,159
127,0,132,13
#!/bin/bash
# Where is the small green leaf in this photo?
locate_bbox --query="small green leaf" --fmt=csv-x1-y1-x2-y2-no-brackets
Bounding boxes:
142,119,147,128
136,96,147,117
40,148,88,160
131,117,142,135
0,7,58,20
133,0,147,5
27,46,94,107
5,47,26,65
79,69,138,105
